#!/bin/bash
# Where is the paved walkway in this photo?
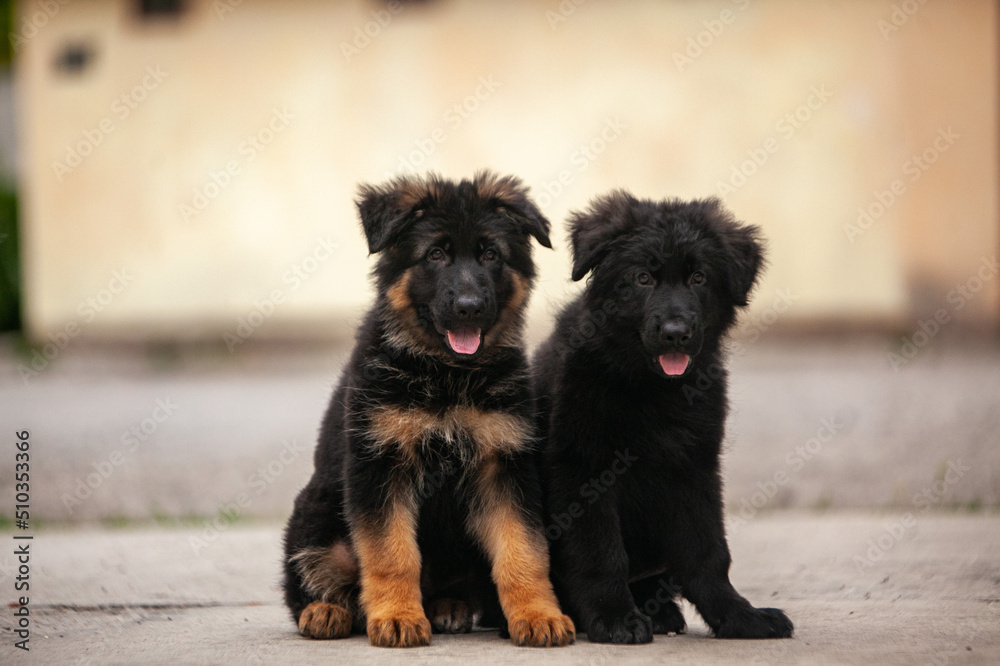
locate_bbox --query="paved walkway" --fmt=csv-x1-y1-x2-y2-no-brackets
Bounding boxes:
2,336,998,525
2,336,998,662
4,513,998,664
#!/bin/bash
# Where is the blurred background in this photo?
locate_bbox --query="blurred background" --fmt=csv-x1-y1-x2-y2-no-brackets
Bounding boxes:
0,0,997,526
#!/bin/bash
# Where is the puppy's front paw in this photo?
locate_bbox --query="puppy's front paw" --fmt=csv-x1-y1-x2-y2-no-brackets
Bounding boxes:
715,606,793,639
508,610,576,647
427,598,472,634
367,611,432,647
587,609,653,644
298,601,352,639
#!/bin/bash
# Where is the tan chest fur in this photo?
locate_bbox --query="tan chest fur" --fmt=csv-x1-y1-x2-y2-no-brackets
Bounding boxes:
365,404,532,462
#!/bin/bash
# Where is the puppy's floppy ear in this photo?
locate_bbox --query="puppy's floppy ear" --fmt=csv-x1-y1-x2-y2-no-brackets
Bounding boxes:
474,170,552,249
568,190,635,281
356,175,434,254
707,199,765,306
500,198,552,249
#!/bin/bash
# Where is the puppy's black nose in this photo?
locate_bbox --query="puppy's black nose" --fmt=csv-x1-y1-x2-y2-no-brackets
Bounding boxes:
660,319,693,346
454,294,485,320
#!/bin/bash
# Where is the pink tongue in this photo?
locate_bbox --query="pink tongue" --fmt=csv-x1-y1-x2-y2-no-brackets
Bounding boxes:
447,327,482,355
658,353,690,376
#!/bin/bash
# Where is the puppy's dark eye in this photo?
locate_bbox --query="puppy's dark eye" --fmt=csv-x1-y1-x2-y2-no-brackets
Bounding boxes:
482,248,498,262
635,270,655,287
427,248,446,262
688,271,706,286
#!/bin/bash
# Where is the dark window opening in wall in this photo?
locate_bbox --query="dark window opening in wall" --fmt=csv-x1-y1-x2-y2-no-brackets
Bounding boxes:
136,0,187,21
54,42,96,76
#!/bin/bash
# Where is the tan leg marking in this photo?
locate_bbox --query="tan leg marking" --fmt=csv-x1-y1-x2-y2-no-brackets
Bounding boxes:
298,601,352,639
290,541,358,639
469,460,575,647
354,498,431,647
289,541,359,604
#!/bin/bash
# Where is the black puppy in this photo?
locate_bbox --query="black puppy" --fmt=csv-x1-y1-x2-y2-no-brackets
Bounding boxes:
283,171,575,648
534,192,793,643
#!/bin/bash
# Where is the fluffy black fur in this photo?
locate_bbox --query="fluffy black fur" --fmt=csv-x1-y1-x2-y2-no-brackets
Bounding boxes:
534,191,793,643
283,171,574,648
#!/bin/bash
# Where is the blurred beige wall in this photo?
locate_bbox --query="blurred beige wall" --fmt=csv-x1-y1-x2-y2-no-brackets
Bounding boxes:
15,0,999,344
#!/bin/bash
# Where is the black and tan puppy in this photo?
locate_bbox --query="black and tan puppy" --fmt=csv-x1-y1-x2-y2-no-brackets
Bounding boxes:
534,192,793,643
283,171,575,648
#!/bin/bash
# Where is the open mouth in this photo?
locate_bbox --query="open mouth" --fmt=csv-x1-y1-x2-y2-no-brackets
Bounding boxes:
657,352,690,376
445,327,482,355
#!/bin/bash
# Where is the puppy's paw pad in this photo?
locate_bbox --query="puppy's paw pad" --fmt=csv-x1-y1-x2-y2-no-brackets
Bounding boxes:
298,601,352,639
716,607,793,639
587,611,653,644
428,598,472,634
367,613,432,647
509,612,576,647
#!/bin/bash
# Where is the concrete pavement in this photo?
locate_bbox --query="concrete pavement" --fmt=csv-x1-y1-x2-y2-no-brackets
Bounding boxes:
1,334,998,525
2,334,999,662
3,512,999,664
